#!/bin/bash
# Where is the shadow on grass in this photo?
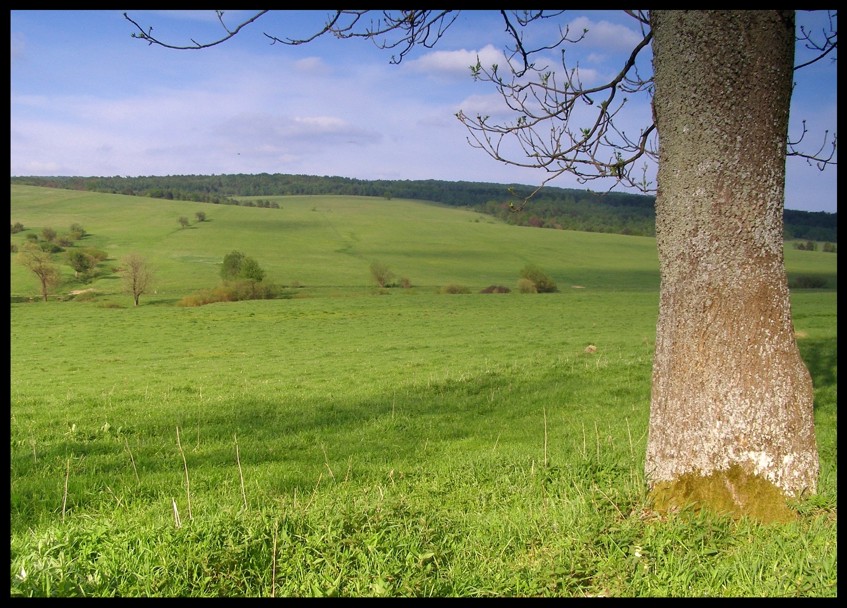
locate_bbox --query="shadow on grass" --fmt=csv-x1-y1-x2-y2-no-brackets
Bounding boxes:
798,337,837,406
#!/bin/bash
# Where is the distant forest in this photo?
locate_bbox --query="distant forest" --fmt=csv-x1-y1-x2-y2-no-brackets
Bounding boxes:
10,173,837,242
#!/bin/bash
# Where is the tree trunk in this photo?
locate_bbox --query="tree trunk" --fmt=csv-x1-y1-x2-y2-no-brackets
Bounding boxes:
646,11,818,514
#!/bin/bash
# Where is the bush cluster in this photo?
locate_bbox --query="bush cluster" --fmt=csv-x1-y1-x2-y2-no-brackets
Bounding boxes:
440,284,471,294
788,275,829,289
178,280,281,307
480,285,511,293
519,264,558,293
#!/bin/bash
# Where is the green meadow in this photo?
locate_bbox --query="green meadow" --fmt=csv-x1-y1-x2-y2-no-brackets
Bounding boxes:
10,185,837,597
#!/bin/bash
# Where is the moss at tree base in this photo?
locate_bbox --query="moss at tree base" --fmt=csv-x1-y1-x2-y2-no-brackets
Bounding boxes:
649,464,796,524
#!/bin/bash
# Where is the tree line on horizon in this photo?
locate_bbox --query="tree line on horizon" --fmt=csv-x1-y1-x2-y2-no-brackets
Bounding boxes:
10,174,837,242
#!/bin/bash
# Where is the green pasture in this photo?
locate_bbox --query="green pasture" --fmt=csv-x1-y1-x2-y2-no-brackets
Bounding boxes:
9,186,838,597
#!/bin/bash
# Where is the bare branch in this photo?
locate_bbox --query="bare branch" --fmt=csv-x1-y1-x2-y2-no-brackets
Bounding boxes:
124,10,835,194
795,9,837,70
268,10,460,64
124,11,270,49
457,14,657,194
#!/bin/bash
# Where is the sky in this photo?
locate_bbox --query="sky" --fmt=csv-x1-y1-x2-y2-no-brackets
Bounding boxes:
10,10,838,213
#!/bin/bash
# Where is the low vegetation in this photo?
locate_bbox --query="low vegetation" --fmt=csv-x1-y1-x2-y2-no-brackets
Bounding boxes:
10,185,837,597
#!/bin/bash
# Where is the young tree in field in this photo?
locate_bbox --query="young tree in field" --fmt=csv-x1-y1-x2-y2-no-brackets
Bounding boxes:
126,10,837,519
178,216,190,229
221,250,246,280
195,211,207,222
17,242,61,301
120,253,154,306
239,256,266,283
66,249,96,279
220,250,265,283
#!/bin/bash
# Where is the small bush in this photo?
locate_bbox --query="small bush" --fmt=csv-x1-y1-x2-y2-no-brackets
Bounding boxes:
39,242,64,254
399,277,412,289
178,280,281,307
79,247,109,263
370,260,395,288
480,285,511,294
440,284,471,294
788,275,828,289
519,264,558,293
822,242,836,253
69,223,87,240
517,278,537,293
793,240,818,251
11,222,25,234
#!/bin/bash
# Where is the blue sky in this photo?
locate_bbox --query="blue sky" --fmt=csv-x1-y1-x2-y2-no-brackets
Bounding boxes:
10,10,837,213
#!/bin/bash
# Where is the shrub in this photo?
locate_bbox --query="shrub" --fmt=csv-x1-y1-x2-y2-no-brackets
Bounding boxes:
41,227,57,242
788,275,828,289
519,264,558,293
822,242,836,253
39,242,64,253
11,222,25,234
399,277,412,289
178,280,281,307
66,249,96,278
69,223,87,240
79,247,109,263
195,211,207,222
517,278,537,293
793,240,818,251
221,251,245,280
480,285,511,294
440,284,471,294
370,260,395,288
178,216,190,228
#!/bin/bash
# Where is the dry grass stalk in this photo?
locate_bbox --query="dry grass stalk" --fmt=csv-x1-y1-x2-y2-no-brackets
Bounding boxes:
235,434,247,511
172,498,182,528
176,426,192,520
124,436,140,483
62,458,70,522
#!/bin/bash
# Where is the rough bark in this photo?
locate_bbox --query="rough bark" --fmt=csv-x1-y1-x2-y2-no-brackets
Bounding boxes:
646,11,818,500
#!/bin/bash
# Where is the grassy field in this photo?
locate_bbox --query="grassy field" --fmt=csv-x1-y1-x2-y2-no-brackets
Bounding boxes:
10,185,838,597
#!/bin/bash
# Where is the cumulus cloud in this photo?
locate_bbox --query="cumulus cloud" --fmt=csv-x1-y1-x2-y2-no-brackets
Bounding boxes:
566,16,644,52
405,44,506,77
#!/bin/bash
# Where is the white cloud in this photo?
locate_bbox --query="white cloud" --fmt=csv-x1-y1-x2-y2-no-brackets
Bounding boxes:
567,16,644,51
405,44,506,77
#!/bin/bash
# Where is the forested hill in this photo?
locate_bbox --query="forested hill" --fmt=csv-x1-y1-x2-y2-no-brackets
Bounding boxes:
10,174,837,242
